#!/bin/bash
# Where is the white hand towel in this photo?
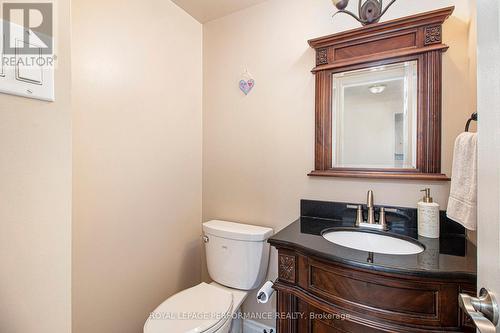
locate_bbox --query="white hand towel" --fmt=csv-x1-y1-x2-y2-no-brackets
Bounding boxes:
446,132,477,230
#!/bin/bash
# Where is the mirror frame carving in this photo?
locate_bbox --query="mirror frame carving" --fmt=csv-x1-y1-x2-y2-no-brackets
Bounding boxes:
308,7,454,181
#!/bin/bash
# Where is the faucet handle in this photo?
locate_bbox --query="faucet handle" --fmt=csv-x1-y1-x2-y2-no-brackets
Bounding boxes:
379,207,388,230
356,205,363,226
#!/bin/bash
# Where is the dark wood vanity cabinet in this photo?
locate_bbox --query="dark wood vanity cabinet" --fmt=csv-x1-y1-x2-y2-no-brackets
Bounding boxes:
274,250,476,333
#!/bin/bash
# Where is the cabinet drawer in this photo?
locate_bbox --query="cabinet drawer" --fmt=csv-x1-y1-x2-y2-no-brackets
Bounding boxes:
304,258,458,328
298,299,389,333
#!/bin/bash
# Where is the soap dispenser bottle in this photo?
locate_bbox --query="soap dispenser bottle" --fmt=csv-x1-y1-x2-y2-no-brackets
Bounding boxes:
417,188,440,238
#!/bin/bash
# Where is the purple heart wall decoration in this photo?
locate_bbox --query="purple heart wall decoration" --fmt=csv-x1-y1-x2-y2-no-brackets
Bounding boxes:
239,79,255,95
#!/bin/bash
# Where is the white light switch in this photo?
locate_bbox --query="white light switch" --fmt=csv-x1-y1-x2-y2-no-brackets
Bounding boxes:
16,39,43,85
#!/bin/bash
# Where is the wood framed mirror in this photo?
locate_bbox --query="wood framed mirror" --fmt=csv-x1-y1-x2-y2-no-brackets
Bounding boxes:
308,7,454,181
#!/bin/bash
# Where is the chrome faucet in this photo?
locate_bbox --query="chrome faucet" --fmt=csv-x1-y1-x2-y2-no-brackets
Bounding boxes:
355,190,388,231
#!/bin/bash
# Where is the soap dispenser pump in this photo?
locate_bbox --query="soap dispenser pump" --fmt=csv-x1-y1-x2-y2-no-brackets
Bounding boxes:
417,188,440,238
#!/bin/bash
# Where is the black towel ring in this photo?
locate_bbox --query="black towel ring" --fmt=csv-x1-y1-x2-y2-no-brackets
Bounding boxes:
465,112,478,132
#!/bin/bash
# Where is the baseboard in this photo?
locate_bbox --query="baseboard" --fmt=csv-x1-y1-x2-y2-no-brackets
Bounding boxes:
243,319,276,333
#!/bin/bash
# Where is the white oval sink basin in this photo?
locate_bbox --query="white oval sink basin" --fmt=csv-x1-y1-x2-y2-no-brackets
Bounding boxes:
322,230,424,255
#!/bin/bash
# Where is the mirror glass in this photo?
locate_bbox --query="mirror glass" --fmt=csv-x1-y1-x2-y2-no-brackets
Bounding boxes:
332,61,418,169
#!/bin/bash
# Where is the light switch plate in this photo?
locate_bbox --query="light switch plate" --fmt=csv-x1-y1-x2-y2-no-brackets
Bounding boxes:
0,21,55,101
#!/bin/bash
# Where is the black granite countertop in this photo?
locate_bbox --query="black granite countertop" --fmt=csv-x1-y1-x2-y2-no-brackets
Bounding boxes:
268,200,477,282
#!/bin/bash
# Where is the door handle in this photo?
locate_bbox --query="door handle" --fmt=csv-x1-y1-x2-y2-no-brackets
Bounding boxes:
459,288,499,333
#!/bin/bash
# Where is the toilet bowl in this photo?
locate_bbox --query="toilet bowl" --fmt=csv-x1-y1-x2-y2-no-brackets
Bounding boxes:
144,220,273,333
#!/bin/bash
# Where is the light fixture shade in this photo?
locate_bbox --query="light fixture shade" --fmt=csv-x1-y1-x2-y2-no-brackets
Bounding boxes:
369,84,387,94
332,0,349,10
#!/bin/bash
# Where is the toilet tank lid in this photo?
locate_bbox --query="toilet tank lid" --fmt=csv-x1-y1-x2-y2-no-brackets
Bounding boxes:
203,220,273,241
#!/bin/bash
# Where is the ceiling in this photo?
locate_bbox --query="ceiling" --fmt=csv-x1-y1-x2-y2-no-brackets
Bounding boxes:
172,0,268,23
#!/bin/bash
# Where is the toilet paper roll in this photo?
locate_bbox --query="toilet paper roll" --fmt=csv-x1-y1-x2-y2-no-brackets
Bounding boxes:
256,281,275,304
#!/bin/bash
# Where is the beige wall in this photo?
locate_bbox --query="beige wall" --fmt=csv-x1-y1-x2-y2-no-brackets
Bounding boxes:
202,0,476,325
0,0,72,332
72,0,203,332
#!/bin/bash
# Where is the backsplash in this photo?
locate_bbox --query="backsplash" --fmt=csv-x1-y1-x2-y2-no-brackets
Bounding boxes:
300,199,466,237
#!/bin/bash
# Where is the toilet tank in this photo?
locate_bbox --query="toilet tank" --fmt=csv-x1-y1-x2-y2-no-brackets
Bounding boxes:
203,220,273,290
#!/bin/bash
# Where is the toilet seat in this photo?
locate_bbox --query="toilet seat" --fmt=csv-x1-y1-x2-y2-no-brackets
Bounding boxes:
144,282,233,333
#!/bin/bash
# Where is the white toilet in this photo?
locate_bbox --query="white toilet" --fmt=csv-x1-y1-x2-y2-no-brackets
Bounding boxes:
144,220,273,333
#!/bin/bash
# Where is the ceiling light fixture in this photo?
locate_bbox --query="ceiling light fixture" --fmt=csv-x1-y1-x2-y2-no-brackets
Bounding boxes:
369,84,387,94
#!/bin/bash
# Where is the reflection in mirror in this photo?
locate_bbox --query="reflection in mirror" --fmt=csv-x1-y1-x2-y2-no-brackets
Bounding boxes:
332,61,418,169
